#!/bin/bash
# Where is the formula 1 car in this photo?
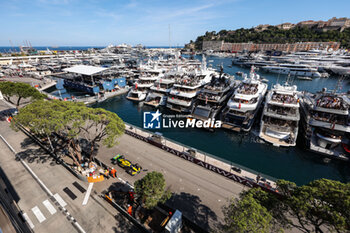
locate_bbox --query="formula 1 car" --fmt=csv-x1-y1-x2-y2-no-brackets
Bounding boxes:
111,154,142,176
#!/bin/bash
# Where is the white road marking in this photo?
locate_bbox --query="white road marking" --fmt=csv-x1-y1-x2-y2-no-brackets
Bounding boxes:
0,133,86,233
82,183,94,206
22,213,35,229
53,193,67,207
31,206,46,223
43,199,57,215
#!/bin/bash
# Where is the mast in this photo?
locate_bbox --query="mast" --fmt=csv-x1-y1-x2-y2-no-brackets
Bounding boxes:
168,24,171,49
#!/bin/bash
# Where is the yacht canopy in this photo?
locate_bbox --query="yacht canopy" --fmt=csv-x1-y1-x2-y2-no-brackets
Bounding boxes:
63,65,107,76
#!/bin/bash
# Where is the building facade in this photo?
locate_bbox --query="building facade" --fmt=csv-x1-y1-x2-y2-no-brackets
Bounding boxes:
203,41,340,52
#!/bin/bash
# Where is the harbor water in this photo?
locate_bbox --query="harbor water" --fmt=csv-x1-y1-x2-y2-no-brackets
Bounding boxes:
53,55,350,185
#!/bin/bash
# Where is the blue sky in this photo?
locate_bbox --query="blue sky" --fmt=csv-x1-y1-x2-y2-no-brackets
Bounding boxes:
1,0,349,46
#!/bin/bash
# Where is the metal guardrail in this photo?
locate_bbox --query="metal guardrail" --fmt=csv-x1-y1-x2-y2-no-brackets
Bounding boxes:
124,123,278,194
125,123,276,182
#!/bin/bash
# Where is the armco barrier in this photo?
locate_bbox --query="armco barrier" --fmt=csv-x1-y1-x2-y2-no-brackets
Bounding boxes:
125,129,278,194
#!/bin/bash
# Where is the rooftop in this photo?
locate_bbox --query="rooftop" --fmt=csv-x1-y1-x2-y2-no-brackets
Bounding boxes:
63,65,108,76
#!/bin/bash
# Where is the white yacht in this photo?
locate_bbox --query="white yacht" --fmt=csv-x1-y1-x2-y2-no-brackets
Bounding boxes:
126,70,163,101
262,63,321,78
166,73,212,113
191,73,237,121
259,83,300,147
300,89,350,161
166,56,217,113
144,78,175,107
221,67,268,132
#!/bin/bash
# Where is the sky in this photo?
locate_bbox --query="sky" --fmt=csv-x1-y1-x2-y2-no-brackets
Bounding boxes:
1,0,349,46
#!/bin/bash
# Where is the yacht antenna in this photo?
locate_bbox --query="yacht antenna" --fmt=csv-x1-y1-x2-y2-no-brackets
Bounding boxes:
333,75,344,94
168,24,171,49
276,63,281,84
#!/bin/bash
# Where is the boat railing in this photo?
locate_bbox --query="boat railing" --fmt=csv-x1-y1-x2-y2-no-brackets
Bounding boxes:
271,94,298,104
264,124,293,133
266,108,298,117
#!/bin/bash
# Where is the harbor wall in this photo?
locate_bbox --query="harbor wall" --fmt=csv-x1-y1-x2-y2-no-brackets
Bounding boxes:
203,41,340,52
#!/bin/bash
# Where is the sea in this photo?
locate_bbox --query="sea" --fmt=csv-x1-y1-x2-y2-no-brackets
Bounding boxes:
0,46,183,53
45,53,350,185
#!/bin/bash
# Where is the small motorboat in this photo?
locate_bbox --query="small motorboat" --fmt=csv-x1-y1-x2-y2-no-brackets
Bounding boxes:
235,71,243,76
297,76,312,81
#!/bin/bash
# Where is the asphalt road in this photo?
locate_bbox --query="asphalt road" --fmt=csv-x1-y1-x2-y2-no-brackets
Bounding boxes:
0,100,142,233
94,132,248,230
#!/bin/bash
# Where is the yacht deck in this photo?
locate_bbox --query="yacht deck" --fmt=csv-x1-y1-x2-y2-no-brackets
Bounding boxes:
260,133,292,147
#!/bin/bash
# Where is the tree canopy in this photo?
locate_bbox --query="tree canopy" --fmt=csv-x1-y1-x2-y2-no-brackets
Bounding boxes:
221,192,274,233
221,179,350,233
13,99,125,165
134,171,171,209
189,26,350,50
0,81,46,108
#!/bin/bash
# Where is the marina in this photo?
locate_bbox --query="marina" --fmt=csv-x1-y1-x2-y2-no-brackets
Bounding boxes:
1,47,350,186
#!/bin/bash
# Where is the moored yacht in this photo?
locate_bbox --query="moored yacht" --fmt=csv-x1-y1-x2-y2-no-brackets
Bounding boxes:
126,70,162,101
221,67,268,132
300,89,350,161
166,73,211,113
262,63,321,78
259,83,300,147
166,56,217,113
144,78,175,107
191,72,237,121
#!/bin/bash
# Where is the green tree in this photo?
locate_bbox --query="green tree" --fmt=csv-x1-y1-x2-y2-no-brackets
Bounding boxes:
134,171,171,209
191,26,350,49
244,179,350,233
0,81,45,108
13,100,124,165
221,191,275,233
275,179,350,233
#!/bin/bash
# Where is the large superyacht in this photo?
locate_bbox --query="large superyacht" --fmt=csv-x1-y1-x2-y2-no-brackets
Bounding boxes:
300,88,350,161
262,63,321,78
126,69,163,101
191,70,237,121
258,82,300,147
166,57,216,113
221,67,268,132
144,77,175,107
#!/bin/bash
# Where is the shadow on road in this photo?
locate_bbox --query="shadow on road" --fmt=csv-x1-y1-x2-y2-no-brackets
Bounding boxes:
17,137,56,165
166,192,218,230
112,214,142,233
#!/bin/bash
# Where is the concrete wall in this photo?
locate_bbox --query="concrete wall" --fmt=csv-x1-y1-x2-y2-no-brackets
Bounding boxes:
202,41,223,51
203,41,340,52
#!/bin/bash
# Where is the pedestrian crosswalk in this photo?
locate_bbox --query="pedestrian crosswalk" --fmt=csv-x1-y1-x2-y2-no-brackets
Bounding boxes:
53,193,67,207
43,199,57,215
22,181,85,229
31,206,46,223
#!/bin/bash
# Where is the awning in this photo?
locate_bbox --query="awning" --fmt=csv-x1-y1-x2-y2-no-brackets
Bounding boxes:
63,65,108,76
